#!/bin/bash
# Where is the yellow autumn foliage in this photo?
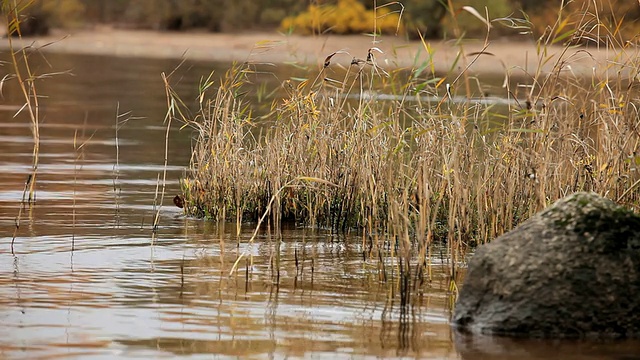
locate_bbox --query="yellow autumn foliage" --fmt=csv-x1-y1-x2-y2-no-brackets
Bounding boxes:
280,0,402,35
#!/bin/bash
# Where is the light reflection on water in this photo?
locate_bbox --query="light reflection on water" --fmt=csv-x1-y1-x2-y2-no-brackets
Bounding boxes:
0,52,456,360
0,52,639,360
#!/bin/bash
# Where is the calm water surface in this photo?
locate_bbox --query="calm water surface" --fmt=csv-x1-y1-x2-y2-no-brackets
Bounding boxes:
1,52,639,360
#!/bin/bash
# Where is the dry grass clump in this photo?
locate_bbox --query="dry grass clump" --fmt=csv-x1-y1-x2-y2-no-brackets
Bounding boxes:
174,54,639,234
166,6,640,282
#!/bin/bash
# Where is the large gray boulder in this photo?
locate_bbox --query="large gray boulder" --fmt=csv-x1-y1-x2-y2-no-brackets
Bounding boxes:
453,192,640,338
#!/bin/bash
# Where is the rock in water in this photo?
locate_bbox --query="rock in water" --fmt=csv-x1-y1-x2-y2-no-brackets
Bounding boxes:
453,192,640,338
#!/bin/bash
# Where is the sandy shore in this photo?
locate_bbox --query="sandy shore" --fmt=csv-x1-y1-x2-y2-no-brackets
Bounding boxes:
0,27,634,77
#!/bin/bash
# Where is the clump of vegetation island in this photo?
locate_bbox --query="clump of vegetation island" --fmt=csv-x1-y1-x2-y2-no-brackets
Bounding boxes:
167,0,640,269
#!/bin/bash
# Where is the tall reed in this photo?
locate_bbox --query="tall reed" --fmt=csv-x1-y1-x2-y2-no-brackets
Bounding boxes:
4,0,43,252
3,0,43,204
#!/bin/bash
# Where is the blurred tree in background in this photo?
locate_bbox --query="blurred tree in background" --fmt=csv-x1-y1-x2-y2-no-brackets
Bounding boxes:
7,0,304,34
522,0,640,44
401,0,448,39
4,0,640,43
79,0,305,31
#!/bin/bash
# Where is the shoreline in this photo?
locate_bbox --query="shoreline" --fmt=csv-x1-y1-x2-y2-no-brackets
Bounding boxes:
0,27,634,77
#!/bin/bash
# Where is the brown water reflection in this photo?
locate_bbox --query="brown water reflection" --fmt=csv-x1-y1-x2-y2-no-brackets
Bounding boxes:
106,229,457,359
1,52,639,360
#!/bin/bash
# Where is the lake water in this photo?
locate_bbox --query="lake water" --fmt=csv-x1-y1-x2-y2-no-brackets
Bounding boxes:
1,52,639,360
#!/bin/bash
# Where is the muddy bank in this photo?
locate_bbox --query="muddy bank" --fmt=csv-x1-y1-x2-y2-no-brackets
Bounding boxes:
0,27,631,77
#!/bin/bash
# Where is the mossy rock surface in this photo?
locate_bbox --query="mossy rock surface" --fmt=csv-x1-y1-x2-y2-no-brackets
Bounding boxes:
453,192,640,338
